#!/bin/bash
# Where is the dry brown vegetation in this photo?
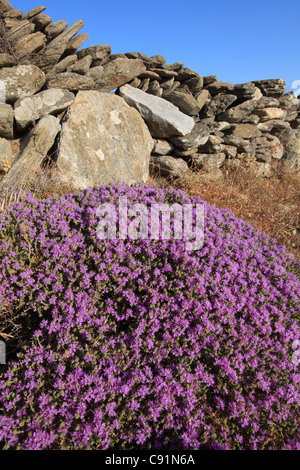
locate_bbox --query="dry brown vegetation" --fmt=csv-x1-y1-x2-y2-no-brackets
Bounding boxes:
148,159,300,260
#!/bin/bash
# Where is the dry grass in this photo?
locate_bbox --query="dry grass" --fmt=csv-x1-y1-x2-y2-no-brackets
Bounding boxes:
147,157,300,259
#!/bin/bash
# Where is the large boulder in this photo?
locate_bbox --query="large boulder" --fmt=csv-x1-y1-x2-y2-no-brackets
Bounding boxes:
0,65,45,103
118,84,195,138
14,88,75,132
55,91,154,189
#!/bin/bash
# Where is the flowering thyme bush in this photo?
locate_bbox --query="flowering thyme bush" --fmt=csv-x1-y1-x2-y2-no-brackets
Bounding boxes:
0,182,299,450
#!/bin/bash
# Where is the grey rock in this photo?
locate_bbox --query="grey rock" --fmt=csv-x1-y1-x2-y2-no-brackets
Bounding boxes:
138,70,162,80
8,19,35,41
22,6,46,20
43,20,68,41
87,66,104,80
257,119,292,142
14,32,47,59
159,77,175,90
150,155,189,177
181,76,204,96
169,122,210,150
232,82,259,102
194,89,210,112
222,135,256,154
161,80,181,97
279,92,297,109
45,55,77,80
159,62,184,71
0,53,16,67
67,55,92,75
255,162,272,177
226,123,262,139
124,52,166,68
200,94,237,117
127,77,141,88
0,115,61,194
35,20,85,70
163,87,202,116
0,0,14,13
242,114,260,125
0,65,45,103
203,75,217,86
94,58,146,92
149,55,167,66
47,72,95,92
108,53,127,61
218,144,237,158
253,134,284,162
254,107,287,122
152,139,175,155
176,68,201,81
0,103,14,139
139,78,150,92
0,137,13,173
63,33,89,55
147,80,163,97
14,88,75,131
255,96,280,108
30,13,52,32
174,147,198,157
208,121,231,133
282,129,300,168
152,69,178,79
191,153,226,172
206,81,234,95
197,135,223,153
3,10,23,28
56,90,154,189
251,79,286,97
118,84,195,138
217,99,259,123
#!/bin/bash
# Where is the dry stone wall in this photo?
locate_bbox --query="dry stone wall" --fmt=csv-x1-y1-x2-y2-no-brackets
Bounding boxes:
0,0,299,192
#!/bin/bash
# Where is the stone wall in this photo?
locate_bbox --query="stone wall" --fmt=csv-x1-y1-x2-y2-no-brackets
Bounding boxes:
0,0,299,192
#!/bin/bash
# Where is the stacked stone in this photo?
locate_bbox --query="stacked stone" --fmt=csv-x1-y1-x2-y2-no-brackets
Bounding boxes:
0,0,299,192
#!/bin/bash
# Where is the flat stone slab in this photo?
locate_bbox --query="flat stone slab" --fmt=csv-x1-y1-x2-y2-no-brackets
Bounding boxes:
118,84,195,138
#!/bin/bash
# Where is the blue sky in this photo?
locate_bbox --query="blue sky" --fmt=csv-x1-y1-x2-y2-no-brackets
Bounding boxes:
12,0,300,93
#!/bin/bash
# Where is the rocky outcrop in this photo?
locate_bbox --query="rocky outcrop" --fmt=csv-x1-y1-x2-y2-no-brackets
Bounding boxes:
0,0,299,192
